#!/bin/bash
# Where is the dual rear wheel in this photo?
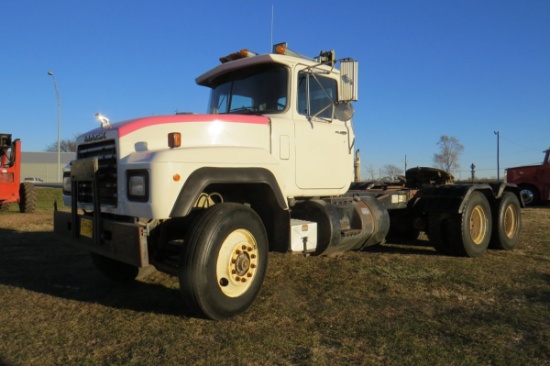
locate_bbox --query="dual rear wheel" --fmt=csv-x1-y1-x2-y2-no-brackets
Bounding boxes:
428,191,521,257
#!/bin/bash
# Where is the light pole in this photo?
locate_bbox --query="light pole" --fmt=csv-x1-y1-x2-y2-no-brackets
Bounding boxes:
48,71,61,182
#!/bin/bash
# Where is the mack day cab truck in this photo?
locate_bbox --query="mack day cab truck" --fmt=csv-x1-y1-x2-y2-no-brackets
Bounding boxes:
54,43,523,320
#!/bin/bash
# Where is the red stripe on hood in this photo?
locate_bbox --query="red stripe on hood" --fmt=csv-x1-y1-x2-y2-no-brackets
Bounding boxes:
114,114,269,137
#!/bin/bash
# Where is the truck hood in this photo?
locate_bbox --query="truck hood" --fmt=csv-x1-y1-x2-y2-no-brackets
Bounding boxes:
506,164,541,172
81,114,268,139
77,114,271,158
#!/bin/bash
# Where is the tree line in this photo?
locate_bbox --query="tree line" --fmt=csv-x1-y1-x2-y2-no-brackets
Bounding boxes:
364,135,464,181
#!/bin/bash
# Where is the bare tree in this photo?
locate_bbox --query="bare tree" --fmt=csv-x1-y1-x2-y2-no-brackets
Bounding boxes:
45,134,80,152
433,135,464,173
383,164,403,180
366,164,377,180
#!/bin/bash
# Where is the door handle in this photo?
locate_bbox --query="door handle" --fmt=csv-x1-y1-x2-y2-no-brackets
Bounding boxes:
335,131,347,135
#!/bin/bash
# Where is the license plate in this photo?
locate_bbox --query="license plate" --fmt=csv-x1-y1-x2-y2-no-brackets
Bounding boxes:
80,218,93,238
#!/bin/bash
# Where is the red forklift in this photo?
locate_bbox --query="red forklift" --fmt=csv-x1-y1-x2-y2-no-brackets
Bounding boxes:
0,133,36,212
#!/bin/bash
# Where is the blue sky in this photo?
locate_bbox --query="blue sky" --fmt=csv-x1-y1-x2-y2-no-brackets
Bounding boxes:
2,0,549,179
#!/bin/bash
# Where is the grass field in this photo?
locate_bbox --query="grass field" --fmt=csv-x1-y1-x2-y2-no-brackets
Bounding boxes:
0,188,548,365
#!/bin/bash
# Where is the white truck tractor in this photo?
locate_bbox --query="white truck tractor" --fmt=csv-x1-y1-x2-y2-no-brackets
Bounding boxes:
54,43,523,320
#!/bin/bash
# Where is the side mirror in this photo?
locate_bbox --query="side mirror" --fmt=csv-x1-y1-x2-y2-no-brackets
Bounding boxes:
339,59,358,102
335,102,354,121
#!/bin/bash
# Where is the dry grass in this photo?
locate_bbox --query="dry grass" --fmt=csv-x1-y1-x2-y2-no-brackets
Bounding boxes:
0,189,548,366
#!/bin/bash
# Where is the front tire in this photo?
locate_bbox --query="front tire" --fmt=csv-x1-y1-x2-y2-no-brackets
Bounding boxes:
179,203,268,320
447,191,492,257
519,185,539,206
490,192,521,250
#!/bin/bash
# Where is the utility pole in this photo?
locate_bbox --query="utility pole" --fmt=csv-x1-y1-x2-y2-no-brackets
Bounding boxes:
470,163,476,183
48,71,61,183
494,131,500,181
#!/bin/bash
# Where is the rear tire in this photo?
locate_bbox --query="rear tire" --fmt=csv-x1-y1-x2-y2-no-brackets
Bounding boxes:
447,191,492,257
19,182,36,213
490,192,521,250
179,203,268,320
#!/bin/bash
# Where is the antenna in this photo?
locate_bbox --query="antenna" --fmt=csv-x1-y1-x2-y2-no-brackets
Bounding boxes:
270,5,274,50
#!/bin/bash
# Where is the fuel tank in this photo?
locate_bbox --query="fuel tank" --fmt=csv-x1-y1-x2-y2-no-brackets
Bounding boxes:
291,195,389,256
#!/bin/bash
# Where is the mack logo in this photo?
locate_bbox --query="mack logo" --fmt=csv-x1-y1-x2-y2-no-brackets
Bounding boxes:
84,132,107,142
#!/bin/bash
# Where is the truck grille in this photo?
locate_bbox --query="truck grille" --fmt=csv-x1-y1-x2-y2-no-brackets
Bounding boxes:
77,140,118,207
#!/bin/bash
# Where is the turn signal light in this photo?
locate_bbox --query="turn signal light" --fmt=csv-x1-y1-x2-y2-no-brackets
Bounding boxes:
168,132,181,148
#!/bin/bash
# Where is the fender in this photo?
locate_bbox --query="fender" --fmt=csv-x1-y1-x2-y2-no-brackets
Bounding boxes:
416,184,494,214
170,167,288,217
486,182,524,207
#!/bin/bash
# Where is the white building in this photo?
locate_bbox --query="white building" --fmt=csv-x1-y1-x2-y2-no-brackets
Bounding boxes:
21,152,75,183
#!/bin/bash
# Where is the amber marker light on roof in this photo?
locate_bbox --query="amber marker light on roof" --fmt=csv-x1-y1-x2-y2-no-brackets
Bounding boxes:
275,44,286,55
168,132,181,148
239,49,257,58
220,49,258,63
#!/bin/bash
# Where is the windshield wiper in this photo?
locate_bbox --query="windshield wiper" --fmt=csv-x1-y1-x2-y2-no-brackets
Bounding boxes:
229,106,260,115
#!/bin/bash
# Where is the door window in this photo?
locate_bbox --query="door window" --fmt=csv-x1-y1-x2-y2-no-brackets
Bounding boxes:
297,72,337,120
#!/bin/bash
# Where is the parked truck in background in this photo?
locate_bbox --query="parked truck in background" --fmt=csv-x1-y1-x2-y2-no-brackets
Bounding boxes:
54,43,523,320
505,147,550,206
0,134,36,213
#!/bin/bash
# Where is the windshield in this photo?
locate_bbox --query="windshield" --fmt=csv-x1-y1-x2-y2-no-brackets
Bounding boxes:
207,64,288,114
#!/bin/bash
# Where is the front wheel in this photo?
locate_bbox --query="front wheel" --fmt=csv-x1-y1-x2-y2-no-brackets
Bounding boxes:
490,192,521,250
519,185,539,206
447,191,492,257
179,203,268,320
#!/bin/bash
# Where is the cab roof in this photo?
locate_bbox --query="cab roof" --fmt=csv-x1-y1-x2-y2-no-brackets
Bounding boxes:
195,51,337,88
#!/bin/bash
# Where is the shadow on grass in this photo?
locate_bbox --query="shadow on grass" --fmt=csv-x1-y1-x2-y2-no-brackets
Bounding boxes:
365,235,440,256
0,227,184,316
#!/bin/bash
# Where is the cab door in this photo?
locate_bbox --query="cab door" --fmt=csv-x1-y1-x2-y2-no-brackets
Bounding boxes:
294,71,353,189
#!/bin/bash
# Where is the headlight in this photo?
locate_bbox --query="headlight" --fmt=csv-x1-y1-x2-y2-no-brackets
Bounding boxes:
127,170,149,201
62,173,71,194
